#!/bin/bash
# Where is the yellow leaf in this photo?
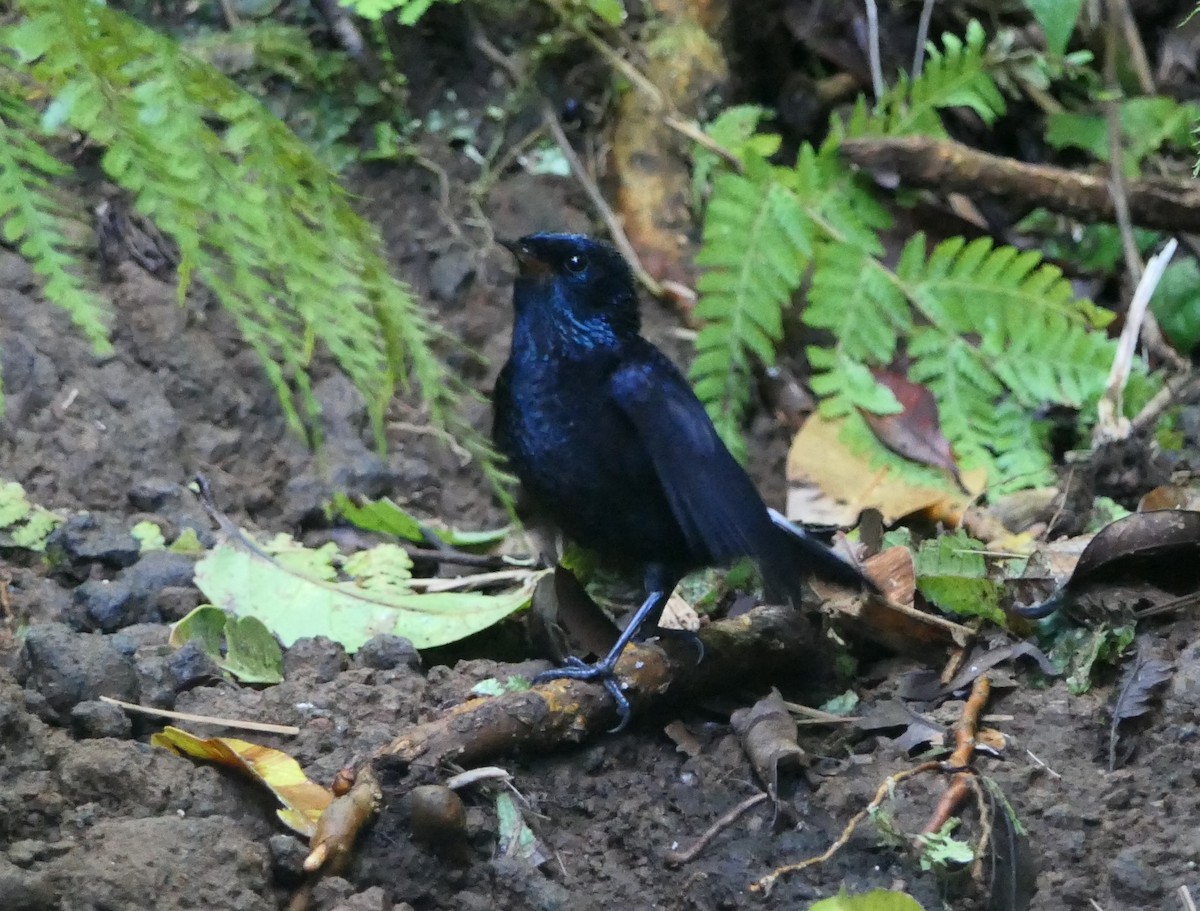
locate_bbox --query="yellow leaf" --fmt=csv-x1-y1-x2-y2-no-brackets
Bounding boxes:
152,726,332,836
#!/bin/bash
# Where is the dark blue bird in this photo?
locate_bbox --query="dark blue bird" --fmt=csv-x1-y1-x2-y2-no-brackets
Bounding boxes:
493,233,871,729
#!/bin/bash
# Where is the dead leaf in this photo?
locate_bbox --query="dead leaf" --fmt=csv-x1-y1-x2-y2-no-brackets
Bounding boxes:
861,369,965,489
731,688,805,808
981,776,1037,911
152,726,332,836
664,720,704,757
1109,646,1174,771
1138,484,1200,512
659,592,701,631
787,414,985,526
1018,510,1200,619
820,546,974,656
528,566,617,661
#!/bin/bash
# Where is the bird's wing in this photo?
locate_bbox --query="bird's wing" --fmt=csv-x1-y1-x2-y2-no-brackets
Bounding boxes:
609,348,771,564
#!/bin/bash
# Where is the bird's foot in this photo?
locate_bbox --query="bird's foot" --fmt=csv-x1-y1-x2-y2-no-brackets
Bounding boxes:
638,626,705,665
531,657,632,732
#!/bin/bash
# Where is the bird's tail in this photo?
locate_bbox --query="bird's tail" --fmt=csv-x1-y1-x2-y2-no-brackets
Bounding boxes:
756,508,876,605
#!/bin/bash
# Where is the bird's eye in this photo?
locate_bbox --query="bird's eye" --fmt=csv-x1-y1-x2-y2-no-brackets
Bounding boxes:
565,253,588,275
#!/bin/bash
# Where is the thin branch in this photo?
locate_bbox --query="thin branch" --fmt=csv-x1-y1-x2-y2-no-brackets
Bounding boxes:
1095,238,1179,442
664,793,770,866
1104,1,1142,284
99,696,301,735
864,0,885,101
838,135,1200,232
912,0,936,78
542,101,665,298
1113,0,1156,93
922,675,990,834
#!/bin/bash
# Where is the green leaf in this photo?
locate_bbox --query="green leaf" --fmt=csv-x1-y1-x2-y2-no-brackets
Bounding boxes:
0,480,31,528
495,791,548,865
170,527,207,554
132,520,167,552
193,530,544,651
333,493,426,542
915,820,975,871
1024,0,1084,56
223,615,285,684
471,676,530,697
0,478,62,551
171,605,228,656
914,530,1004,626
585,0,625,26
169,605,284,684
332,493,509,548
806,890,925,911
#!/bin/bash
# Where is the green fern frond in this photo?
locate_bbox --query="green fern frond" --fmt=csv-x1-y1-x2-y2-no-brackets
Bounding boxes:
3,1,500,491
0,84,111,357
682,19,1139,493
690,156,816,456
811,234,1121,489
844,19,1005,138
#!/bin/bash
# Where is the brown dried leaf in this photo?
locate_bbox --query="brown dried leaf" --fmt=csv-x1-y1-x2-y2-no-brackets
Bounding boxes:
730,688,805,804
861,369,965,488
787,415,985,526
1109,647,1174,771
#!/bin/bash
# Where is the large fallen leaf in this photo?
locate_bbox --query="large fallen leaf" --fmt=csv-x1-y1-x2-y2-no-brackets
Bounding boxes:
787,415,984,526
194,529,544,652
1017,509,1200,619
152,725,331,836
731,688,805,807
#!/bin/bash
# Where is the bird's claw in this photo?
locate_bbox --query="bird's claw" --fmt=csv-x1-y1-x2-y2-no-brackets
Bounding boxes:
531,659,632,732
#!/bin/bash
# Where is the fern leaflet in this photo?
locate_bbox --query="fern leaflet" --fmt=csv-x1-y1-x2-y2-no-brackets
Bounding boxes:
3,1,501,492
691,156,815,456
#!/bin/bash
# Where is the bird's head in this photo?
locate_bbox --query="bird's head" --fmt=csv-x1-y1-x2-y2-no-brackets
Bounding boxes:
501,233,640,347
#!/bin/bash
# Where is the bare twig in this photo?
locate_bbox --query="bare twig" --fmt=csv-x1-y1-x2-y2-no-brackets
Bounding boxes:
542,102,665,298
1179,885,1199,911
1102,1,1144,284
664,792,770,866
922,675,990,835
664,114,742,172
1095,238,1179,443
912,0,936,78
99,696,302,735
217,0,241,29
1113,0,1156,93
864,0,885,101
312,0,380,78
752,761,942,895
1130,372,1200,437
839,135,1200,232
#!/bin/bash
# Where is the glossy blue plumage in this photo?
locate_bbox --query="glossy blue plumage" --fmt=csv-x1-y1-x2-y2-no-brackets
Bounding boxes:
492,234,870,725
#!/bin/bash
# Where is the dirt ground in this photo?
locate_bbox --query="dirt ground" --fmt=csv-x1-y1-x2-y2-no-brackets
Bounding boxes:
3,10,1200,911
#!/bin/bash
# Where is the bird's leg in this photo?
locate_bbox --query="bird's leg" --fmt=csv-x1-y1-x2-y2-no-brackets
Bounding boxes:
630,564,703,663
531,587,670,732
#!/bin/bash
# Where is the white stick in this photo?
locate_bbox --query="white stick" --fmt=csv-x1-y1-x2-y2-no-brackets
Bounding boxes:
1095,237,1178,443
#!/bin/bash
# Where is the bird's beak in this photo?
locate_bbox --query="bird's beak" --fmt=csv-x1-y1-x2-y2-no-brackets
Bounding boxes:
499,238,552,280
